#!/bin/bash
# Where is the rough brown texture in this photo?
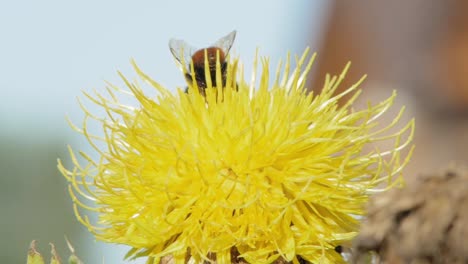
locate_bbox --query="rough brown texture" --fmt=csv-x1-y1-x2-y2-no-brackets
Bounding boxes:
352,167,468,264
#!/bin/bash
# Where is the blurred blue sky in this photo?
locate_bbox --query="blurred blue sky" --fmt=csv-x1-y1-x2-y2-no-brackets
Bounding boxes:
0,0,329,262
0,0,329,131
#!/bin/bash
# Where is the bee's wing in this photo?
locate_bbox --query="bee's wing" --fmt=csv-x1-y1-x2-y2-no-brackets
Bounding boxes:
212,30,236,56
169,38,197,71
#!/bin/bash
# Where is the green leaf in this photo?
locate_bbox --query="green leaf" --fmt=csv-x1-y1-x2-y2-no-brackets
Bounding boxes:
49,243,62,264
27,241,45,264
65,237,84,264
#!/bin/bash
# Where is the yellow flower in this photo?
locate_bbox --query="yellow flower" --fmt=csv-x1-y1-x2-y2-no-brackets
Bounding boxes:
58,49,414,264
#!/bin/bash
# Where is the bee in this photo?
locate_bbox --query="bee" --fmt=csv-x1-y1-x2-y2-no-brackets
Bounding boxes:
169,30,236,96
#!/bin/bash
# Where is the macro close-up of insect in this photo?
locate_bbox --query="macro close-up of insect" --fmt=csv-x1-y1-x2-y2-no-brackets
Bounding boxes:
169,30,236,96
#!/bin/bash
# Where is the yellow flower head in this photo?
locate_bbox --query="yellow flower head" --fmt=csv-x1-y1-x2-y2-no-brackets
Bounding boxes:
58,49,414,263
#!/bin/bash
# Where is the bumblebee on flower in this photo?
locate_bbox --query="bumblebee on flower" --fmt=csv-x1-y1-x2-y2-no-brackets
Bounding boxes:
58,31,414,264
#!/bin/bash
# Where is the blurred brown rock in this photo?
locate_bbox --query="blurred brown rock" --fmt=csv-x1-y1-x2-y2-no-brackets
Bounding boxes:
352,167,468,263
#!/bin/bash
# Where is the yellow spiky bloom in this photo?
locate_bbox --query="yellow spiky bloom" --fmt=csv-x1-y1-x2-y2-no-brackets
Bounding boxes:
58,49,414,264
